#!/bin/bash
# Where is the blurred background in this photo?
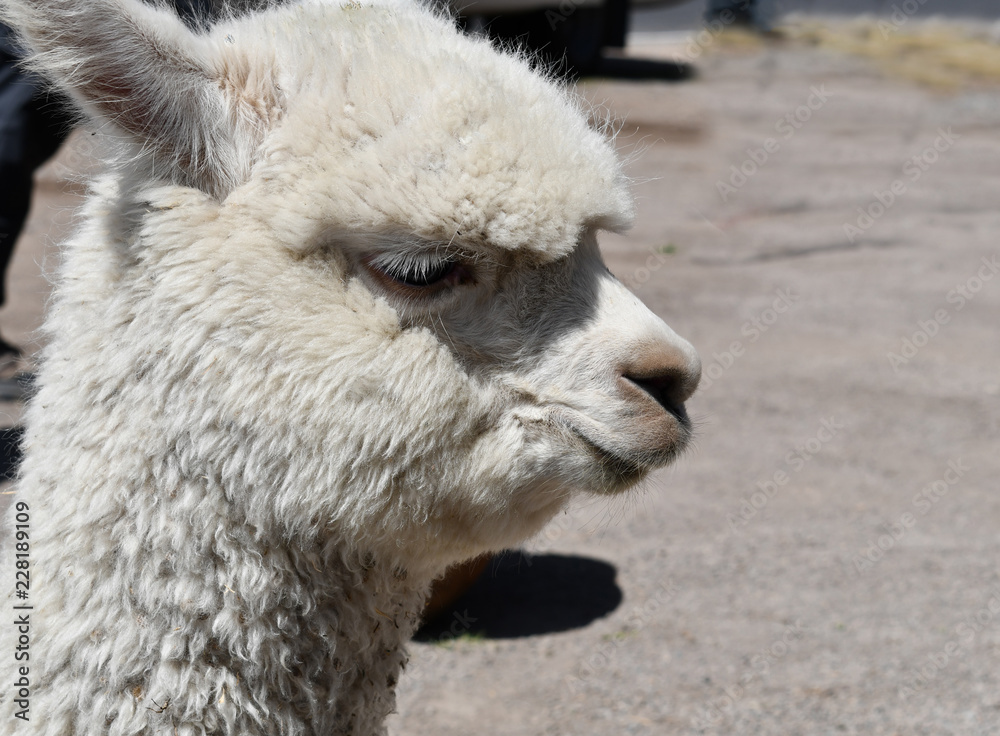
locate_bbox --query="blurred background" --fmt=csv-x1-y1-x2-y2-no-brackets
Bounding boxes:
635,0,998,30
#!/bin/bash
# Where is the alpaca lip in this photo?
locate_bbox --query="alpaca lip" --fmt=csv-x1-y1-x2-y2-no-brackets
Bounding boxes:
572,427,647,480
551,405,690,473
566,421,673,477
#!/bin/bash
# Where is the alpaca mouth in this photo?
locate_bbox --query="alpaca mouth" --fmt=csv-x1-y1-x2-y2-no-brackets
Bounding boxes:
573,429,648,482
547,402,692,481
565,420,691,491
666,402,692,432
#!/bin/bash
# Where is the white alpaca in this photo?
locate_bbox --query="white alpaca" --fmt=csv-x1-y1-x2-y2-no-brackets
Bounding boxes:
0,0,700,733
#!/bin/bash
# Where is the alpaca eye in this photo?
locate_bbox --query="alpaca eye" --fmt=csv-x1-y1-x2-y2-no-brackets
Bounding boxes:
383,258,457,288
365,253,470,293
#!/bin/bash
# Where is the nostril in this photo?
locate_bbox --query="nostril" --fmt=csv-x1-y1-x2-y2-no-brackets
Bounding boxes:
625,371,691,422
617,338,701,422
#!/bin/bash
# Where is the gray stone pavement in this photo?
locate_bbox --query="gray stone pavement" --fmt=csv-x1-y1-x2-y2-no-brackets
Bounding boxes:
2,20,998,736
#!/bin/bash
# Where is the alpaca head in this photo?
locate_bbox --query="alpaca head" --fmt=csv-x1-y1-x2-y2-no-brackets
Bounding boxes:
5,0,700,572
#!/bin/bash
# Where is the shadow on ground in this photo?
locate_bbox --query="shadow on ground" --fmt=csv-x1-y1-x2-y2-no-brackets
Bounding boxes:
414,551,622,641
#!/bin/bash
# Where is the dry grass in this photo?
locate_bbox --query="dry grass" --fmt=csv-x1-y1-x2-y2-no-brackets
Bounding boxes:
709,26,769,52
782,18,1000,89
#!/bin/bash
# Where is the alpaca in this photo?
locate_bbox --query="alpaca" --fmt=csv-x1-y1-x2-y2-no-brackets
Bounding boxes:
0,0,701,733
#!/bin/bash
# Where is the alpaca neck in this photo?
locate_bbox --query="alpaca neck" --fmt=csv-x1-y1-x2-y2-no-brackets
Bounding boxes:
53,518,429,735
173,543,429,735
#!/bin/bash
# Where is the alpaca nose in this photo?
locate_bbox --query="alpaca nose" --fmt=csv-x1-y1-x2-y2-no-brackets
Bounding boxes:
619,343,701,421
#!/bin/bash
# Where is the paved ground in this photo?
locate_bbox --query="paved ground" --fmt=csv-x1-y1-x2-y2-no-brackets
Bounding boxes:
3,19,999,736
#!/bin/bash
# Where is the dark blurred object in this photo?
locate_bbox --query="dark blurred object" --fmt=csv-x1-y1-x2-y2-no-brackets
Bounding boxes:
0,24,75,350
705,0,753,26
457,0,696,80
705,0,771,31
0,424,23,481
0,370,33,402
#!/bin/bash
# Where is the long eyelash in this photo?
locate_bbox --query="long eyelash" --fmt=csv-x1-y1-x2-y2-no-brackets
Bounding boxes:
368,251,447,276
356,231,496,271
369,253,456,287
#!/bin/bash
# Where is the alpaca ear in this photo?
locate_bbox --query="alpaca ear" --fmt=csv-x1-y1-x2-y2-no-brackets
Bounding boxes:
1,0,270,198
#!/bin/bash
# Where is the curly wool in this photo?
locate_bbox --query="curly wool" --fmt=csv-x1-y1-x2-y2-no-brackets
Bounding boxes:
0,0,699,733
